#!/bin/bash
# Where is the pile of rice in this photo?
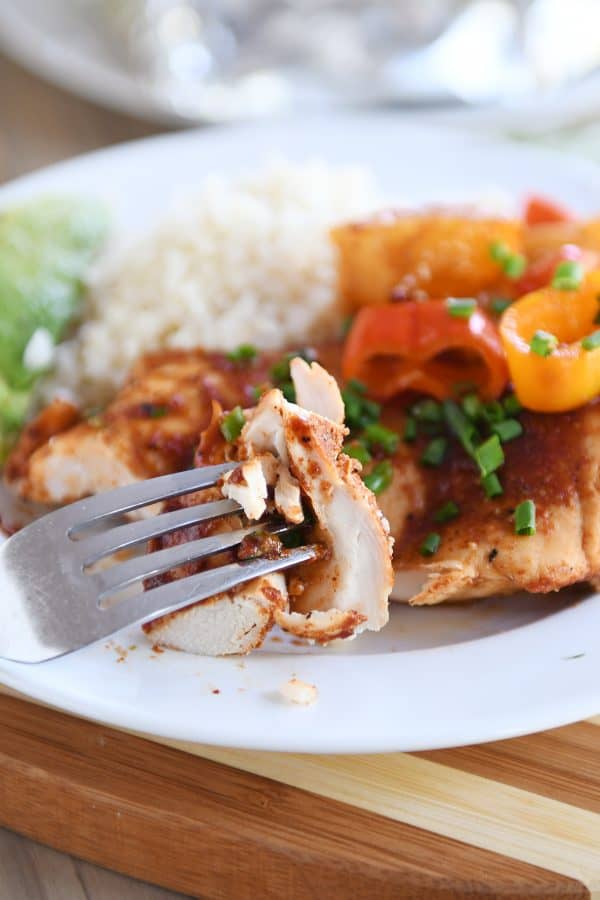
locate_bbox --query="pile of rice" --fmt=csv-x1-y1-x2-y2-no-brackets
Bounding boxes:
45,160,379,407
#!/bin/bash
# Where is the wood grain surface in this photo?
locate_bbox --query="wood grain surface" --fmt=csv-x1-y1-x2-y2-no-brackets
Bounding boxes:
1,48,600,900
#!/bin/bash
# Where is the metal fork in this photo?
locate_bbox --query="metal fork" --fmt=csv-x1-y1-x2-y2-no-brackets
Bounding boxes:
0,463,317,663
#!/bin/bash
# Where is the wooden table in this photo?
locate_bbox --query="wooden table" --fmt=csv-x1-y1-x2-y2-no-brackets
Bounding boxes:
1,50,600,900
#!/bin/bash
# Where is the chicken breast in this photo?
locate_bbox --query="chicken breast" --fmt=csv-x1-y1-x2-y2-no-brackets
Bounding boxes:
145,361,394,654
4,349,262,505
389,403,600,604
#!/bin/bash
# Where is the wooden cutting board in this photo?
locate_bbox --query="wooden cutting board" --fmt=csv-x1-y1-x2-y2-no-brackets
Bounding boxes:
0,690,598,898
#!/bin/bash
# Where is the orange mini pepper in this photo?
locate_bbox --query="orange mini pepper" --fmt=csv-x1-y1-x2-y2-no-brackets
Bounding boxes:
500,271,600,412
343,300,508,401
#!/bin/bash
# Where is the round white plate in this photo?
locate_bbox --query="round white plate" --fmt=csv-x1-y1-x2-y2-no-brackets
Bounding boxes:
2,115,600,753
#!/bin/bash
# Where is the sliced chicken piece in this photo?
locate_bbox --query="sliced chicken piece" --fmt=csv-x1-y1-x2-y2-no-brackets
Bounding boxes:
274,608,366,641
5,348,260,505
390,403,600,604
290,357,345,424
142,573,288,655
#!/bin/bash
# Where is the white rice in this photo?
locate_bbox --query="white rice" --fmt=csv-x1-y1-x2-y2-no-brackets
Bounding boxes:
44,160,379,408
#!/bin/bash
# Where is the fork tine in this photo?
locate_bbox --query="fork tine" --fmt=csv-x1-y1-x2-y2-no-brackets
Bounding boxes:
80,498,241,565
93,524,285,602
66,463,236,532
110,546,318,629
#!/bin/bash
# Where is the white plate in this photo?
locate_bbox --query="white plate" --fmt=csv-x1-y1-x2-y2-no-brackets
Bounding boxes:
2,115,600,753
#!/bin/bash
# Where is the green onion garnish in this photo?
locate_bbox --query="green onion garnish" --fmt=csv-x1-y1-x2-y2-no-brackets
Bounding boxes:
363,459,393,495
552,260,584,291
491,418,523,443
515,499,536,536
347,378,367,394
342,386,381,430
403,417,417,443
364,422,400,456
490,297,512,315
433,501,460,523
442,400,479,456
481,400,505,424
270,348,316,384
503,253,526,280
582,330,600,351
503,393,522,416
220,406,246,442
462,393,482,421
489,241,509,263
420,532,441,557
482,473,503,498
344,441,372,465
227,344,257,364
446,297,477,319
421,437,448,467
410,398,443,423
474,434,504,477
281,381,296,402
530,330,558,357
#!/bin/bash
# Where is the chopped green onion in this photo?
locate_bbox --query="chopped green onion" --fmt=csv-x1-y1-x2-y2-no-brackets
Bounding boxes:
434,501,460,523
270,348,316,383
443,400,478,456
503,393,522,416
515,499,536,536
474,434,504,477
227,343,257,364
582,330,600,351
363,422,399,456
420,532,441,557
403,416,417,443
481,400,505,424
462,393,482,421
363,459,393,495
347,378,367,394
251,384,266,402
530,330,558,357
552,260,583,291
482,473,503,498
344,441,372,465
421,437,448,467
490,297,512,315
220,406,246,442
281,381,296,403
491,418,523,442
503,253,526,280
489,241,510,263
341,315,354,337
446,297,477,319
410,398,443,423
342,386,380,430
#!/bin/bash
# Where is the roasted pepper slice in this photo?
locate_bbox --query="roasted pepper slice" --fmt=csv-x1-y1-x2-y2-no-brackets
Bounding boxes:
500,271,600,412
342,300,508,401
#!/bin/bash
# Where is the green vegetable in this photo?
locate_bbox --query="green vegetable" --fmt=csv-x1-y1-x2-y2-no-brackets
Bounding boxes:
530,330,558,357
410,398,443,424
503,253,526,280
0,195,108,459
342,384,380,430
515,499,536,535
281,381,296,403
433,501,460,523
270,348,317,384
220,406,246,442
227,344,257,364
582,330,600,351
403,416,417,443
344,441,372,465
491,418,523,442
446,297,477,319
420,532,441,557
503,393,522,416
443,400,478,456
421,437,447,467
363,459,393,495
552,260,583,291
489,241,509,263
462,393,482,421
482,473,503,498
481,400,505,424
363,422,399,456
490,297,512,315
474,434,504,477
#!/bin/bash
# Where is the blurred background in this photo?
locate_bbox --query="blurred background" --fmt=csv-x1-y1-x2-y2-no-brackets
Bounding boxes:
2,0,600,157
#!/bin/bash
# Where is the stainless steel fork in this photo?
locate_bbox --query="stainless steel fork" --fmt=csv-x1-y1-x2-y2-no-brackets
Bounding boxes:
0,463,316,663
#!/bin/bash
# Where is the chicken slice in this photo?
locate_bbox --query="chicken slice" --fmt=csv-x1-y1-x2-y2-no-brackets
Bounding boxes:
5,349,256,505
389,403,600,604
290,357,345,424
